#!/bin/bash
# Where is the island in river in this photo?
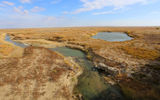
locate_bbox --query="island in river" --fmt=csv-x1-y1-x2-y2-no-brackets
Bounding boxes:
0,27,160,100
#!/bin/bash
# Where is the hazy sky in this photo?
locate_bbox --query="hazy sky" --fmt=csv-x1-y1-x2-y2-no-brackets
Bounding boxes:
0,0,160,28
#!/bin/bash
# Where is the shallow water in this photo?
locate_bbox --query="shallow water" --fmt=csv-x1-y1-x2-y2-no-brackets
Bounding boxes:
92,32,133,42
5,34,124,100
51,47,124,100
5,35,28,48
50,47,86,58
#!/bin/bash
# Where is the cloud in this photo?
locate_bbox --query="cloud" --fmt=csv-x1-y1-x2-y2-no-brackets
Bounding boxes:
14,6,29,15
13,6,45,15
93,6,129,15
31,6,45,12
0,2,68,28
73,0,151,14
20,0,32,3
51,0,61,4
0,13,70,28
93,11,115,15
2,1,14,6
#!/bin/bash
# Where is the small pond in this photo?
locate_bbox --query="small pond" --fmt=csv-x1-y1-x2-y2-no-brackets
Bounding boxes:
92,32,133,42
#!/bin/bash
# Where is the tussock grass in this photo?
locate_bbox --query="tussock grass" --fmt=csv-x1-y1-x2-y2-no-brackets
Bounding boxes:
120,46,160,60
120,80,160,100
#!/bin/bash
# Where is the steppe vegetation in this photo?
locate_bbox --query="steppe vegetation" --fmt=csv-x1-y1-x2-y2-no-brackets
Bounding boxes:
0,27,160,100
0,33,23,58
0,46,81,100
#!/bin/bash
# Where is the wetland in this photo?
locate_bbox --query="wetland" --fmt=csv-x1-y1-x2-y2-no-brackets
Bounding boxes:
0,27,160,100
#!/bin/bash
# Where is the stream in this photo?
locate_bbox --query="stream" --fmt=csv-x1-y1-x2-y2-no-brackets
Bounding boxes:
5,34,125,100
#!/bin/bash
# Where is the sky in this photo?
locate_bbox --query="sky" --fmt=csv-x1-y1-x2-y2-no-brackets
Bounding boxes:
0,0,160,28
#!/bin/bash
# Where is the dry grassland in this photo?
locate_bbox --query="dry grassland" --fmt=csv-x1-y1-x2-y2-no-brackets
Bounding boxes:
0,27,160,100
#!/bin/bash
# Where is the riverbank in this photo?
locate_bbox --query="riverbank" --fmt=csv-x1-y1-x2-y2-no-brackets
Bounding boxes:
0,33,24,58
0,46,82,100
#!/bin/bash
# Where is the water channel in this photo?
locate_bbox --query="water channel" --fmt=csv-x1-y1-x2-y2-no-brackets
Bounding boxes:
5,34,127,100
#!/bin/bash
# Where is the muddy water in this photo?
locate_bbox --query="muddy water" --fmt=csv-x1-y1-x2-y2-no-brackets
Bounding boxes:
51,47,124,100
5,34,124,100
92,32,133,42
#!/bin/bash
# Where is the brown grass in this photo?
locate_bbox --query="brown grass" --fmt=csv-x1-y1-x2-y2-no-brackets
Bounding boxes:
120,46,160,60
1,27,159,69
48,67,66,81
0,44,13,56
120,79,160,100
0,33,24,58
0,47,79,100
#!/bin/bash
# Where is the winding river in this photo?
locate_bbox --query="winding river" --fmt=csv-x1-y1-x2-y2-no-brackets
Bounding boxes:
5,33,128,100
